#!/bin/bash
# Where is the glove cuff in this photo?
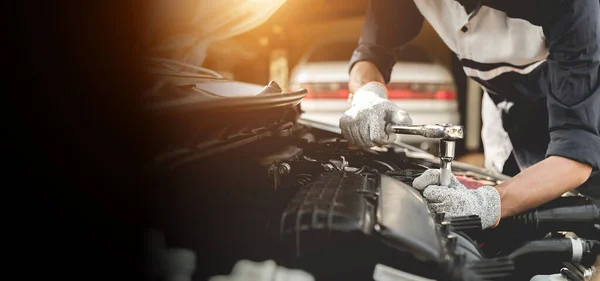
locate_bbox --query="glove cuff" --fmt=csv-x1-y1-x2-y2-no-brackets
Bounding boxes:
476,185,502,229
351,82,388,107
356,81,388,98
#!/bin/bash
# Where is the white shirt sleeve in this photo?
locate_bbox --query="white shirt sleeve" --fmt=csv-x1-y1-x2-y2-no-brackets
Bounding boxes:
481,92,514,174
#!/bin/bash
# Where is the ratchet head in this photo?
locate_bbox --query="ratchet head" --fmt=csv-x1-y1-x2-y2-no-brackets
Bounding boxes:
386,124,464,140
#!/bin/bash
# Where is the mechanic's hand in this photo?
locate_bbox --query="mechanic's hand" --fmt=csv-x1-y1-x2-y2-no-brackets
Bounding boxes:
339,82,412,148
413,169,501,229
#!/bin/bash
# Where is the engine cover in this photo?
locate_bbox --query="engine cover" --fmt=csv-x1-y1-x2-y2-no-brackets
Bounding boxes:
278,172,450,280
375,174,445,263
280,172,375,256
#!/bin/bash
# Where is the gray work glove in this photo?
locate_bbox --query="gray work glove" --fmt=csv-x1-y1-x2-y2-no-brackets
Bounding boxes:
413,169,502,229
339,82,412,148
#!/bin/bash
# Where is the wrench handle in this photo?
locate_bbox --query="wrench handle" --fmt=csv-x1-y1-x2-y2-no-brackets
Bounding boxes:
386,124,464,139
385,124,425,136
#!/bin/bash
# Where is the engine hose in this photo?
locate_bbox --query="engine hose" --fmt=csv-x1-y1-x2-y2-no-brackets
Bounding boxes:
508,238,600,267
371,160,396,172
507,198,600,232
354,166,368,174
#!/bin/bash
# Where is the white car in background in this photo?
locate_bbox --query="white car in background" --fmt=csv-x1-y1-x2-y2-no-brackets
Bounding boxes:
290,39,459,149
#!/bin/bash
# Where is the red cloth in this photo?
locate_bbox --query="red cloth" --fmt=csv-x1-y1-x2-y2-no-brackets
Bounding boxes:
455,175,487,189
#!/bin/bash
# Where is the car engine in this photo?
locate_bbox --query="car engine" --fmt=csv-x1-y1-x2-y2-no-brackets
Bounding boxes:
146,120,599,281
143,83,599,281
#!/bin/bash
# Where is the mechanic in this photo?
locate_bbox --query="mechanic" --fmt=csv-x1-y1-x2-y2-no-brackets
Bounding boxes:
340,0,600,229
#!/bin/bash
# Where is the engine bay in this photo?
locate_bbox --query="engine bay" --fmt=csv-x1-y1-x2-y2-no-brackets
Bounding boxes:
148,118,599,281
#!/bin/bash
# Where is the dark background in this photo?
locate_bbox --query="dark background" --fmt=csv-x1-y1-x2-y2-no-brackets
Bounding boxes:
9,1,151,279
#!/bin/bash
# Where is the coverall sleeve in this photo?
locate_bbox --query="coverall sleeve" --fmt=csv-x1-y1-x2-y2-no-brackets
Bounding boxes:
348,0,424,84
544,0,600,170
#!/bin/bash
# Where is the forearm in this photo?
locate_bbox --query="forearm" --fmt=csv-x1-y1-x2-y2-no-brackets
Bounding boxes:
495,156,592,218
348,0,423,89
349,61,385,93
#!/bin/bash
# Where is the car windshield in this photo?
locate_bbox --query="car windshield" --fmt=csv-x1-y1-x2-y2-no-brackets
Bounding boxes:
306,41,433,63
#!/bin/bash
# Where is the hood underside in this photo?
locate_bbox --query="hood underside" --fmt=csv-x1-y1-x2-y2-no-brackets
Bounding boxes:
144,58,306,118
145,0,287,65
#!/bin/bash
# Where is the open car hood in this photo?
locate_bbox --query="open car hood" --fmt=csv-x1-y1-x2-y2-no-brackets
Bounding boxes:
146,0,286,65
143,0,298,117
146,84,306,117
144,58,305,117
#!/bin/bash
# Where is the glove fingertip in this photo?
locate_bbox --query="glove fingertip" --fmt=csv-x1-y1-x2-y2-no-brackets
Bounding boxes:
390,109,412,125
362,124,377,148
423,184,443,195
428,202,445,213
412,169,441,190
342,125,359,147
423,185,454,204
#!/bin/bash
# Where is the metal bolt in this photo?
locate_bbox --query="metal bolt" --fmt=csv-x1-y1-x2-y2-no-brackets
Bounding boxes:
560,268,577,280
278,163,291,175
446,234,457,252
435,213,446,223
374,224,381,232
440,221,451,236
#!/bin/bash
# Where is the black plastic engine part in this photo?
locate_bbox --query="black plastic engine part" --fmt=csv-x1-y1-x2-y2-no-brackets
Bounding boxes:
455,257,515,281
437,231,515,281
384,170,424,185
280,172,374,257
277,171,381,280
506,196,600,235
505,238,600,278
280,172,449,261
481,196,600,257
270,158,334,190
452,231,485,262
445,215,483,236
448,236,597,281
561,262,595,281
580,240,600,266
508,239,573,263
278,172,459,280
375,174,446,263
